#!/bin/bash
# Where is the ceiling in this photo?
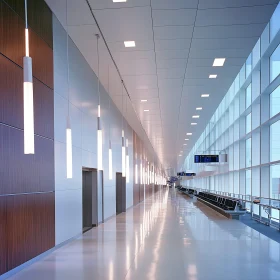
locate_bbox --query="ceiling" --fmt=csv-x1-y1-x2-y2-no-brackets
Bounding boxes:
45,0,279,172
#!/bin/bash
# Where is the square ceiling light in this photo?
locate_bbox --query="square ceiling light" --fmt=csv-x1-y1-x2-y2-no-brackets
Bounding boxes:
113,0,127,2
186,133,192,135
141,99,147,102
124,41,136,47
209,74,217,79
201,94,209,98
192,115,199,118
191,123,197,125
213,58,225,67
196,107,202,110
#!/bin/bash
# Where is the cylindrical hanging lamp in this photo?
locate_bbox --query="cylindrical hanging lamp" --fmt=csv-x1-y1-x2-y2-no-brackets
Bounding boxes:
96,34,103,171
23,0,34,154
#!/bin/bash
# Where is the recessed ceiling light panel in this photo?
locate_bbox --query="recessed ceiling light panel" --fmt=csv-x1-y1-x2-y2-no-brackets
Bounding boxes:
141,99,147,102
196,107,202,110
201,94,210,98
124,41,136,47
209,74,217,79
192,115,200,118
187,133,192,135
144,109,149,112
191,123,197,125
113,0,127,2
213,58,225,67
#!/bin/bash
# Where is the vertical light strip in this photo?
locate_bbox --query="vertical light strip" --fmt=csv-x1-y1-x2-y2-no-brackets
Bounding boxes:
66,116,73,179
108,67,113,180
96,35,103,171
126,139,129,183
66,2,72,178
23,0,34,154
109,140,112,180
140,161,143,184
122,130,126,177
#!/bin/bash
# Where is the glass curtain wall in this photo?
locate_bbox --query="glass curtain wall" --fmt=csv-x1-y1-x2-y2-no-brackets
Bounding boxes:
183,4,280,223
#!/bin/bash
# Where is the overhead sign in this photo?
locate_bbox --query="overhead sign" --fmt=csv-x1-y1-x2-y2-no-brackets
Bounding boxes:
194,155,219,163
177,172,196,176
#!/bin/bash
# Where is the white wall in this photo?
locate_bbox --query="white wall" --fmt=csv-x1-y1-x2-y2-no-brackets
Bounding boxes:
53,16,133,245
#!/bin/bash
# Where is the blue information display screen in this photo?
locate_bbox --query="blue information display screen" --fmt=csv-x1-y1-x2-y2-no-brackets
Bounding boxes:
194,155,219,163
177,172,196,176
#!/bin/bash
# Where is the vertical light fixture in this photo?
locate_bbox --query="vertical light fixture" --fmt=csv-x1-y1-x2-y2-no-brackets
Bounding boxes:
23,0,34,154
65,1,72,179
96,34,103,171
135,153,138,184
108,67,113,180
140,159,143,185
126,138,129,183
121,84,126,178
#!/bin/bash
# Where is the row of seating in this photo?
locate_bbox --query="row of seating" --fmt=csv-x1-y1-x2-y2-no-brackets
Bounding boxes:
196,192,237,211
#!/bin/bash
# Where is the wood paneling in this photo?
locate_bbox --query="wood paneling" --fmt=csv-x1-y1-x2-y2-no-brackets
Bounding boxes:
0,2,53,88
0,54,54,139
0,124,54,195
0,197,7,275
3,0,53,48
0,0,54,276
6,193,55,271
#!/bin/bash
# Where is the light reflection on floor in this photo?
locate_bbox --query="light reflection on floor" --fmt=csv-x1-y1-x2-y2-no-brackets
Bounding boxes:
6,188,280,280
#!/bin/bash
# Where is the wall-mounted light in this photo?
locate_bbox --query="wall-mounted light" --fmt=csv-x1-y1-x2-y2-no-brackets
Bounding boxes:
23,0,34,154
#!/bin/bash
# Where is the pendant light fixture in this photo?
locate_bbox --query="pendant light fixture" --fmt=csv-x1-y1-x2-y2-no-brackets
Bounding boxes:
66,0,72,179
135,153,138,184
140,158,143,185
96,34,103,171
122,83,126,178
125,98,129,183
108,66,113,180
126,138,129,183
23,0,34,154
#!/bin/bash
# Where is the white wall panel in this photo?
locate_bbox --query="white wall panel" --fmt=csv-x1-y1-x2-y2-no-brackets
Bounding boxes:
53,15,135,245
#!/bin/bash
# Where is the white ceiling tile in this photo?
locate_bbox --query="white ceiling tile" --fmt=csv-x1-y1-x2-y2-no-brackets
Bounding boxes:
119,59,157,76
158,78,184,89
157,68,186,79
157,58,187,69
154,26,193,40
152,9,196,26
189,48,249,59
128,88,159,99
155,39,191,51
151,0,198,9
156,49,189,60
94,7,153,42
198,0,278,9
89,0,150,9
124,75,158,91
67,0,96,25
108,40,154,52
196,5,276,26
191,37,258,50
193,23,267,39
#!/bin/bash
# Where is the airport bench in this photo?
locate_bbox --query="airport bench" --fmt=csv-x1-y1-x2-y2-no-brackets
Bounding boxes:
195,191,246,220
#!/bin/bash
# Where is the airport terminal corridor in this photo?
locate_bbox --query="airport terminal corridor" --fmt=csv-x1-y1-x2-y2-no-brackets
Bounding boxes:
6,188,280,280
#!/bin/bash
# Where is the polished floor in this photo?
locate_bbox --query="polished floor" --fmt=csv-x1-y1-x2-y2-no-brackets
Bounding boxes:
6,188,280,280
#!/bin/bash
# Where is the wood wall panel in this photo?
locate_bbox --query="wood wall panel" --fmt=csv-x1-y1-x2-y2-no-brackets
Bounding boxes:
3,0,53,48
6,193,55,271
0,197,7,275
0,0,54,276
0,124,54,195
0,2,53,89
0,54,54,139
